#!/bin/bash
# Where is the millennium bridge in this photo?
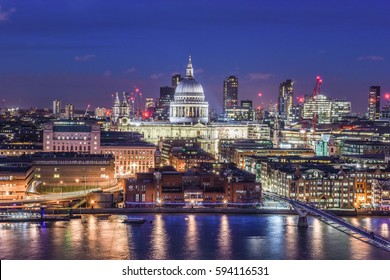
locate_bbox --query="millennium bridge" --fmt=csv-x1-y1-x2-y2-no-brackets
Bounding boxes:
264,191,390,252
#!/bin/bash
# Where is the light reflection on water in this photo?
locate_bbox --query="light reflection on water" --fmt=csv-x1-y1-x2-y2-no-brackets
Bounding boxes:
150,214,167,259
1,214,390,260
217,215,231,259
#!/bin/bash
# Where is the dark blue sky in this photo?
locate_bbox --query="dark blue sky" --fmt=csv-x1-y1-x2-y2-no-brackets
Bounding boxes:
0,0,389,113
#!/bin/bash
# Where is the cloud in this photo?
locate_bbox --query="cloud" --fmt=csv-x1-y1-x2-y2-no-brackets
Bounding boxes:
357,56,384,61
74,54,96,62
194,68,205,75
150,73,165,80
125,67,137,74
103,70,111,77
0,6,16,22
247,72,273,81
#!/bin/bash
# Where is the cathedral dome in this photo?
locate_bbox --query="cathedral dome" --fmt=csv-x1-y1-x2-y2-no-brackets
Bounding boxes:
174,56,205,102
174,79,204,100
169,56,209,124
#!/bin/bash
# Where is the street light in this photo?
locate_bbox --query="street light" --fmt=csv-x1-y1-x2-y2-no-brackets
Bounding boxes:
60,181,64,202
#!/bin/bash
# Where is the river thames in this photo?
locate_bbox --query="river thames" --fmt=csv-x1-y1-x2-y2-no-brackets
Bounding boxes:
1,214,389,260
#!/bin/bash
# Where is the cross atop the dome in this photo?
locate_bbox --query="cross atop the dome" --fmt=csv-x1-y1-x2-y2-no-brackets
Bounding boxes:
186,55,194,79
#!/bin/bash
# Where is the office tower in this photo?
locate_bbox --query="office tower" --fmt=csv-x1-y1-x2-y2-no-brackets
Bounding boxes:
65,104,74,120
155,86,175,120
368,86,381,121
331,100,351,122
145,98,155,109
172,74,183,88
278,79,294,121
302,94,351,124
95,107,107,119
241,100,253,109
53,100,61,116
223,76,238,112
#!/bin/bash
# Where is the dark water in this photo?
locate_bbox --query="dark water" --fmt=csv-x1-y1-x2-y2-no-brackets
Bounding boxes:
1,214,389,260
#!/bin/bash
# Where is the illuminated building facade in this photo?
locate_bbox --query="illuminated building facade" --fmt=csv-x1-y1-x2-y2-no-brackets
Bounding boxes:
224,106,254,121
331,100,351,122
100,141,156,178
53,99,61,116
32,153,115,193
303,94,332,124
155,86,175,121
43,121,101,154
64,104,74,120
0,157,33,201
0,153,115,200
94,107,108,119
278,79,294,122
223,76,238,112
368,86,381,121
0,144,42,156
303,94,351,124
260,162,390,209
145,98,155,109
124,165,260,206
169,56,209,124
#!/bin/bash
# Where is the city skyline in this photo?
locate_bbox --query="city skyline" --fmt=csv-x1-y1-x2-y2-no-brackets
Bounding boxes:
0,1,390,113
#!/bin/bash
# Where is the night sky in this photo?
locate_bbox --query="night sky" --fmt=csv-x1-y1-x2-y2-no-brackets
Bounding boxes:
1,0,389,113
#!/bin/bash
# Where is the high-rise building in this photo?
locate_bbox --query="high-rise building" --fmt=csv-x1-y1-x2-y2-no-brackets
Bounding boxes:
172,74,183,88
302,94,351,124
155,86,175,120
95,107,107,119
223,76,238,112
278,79,294,121
288,105,302,124
143,98,155,119
332,99,352,122
145,98,155,109
368,86,381,121
64,104,74,120
241,100,252,109
53,100,61,116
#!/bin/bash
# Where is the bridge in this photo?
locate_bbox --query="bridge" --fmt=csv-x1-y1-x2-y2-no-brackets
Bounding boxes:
0,182,123,207
263,191,390,252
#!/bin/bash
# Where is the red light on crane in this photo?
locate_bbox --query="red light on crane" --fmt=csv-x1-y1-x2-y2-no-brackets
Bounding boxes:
258,92,262,97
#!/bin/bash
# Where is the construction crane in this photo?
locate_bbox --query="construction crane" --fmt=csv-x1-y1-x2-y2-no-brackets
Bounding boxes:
129,86,143,118
84,104,90,118
311,76,323,144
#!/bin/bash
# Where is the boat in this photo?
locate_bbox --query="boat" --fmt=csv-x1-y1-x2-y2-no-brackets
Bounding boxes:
68,215,82,219
122,218,146,224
